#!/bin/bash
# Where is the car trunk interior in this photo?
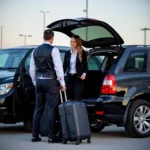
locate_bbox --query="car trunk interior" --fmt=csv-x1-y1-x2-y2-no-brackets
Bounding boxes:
82,49,119,100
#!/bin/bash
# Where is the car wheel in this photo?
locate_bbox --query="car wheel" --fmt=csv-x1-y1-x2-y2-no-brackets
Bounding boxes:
90,118,105,132
125,99,150,138
23,119,32,132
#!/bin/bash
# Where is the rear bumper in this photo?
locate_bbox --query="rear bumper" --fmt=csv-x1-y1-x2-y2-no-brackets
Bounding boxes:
95,96,125,124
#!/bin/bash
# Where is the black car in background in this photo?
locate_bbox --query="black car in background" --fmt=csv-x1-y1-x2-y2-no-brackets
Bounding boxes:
0,46,69,129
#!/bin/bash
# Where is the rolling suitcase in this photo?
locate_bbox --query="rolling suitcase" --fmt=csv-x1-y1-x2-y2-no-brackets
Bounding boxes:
59,91,91,145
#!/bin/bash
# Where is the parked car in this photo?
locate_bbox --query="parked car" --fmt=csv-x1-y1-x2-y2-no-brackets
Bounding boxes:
0,46,68,128
95,45,150,138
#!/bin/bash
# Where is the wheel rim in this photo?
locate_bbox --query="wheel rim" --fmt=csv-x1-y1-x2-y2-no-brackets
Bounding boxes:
134,105,150,134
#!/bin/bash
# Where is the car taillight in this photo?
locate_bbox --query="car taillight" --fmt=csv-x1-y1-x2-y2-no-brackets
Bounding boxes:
95,111,104,115
101,74,116,95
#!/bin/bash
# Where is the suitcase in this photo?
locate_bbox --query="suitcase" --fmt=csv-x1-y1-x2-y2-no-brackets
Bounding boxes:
59,91,91,145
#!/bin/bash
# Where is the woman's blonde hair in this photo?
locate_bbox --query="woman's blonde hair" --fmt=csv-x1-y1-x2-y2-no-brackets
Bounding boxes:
71,35,82,62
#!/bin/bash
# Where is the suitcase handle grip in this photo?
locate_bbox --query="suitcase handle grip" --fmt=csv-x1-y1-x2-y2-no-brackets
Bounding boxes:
60,90,67,103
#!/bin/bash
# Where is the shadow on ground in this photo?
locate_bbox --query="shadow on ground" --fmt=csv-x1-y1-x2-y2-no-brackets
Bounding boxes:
0,123,26,134
0,123,130,138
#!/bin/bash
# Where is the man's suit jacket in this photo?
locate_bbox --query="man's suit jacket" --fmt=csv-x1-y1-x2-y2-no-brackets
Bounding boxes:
63,50,87,80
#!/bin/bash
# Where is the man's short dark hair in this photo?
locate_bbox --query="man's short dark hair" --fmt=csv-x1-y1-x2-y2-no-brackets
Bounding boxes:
43,29,54,40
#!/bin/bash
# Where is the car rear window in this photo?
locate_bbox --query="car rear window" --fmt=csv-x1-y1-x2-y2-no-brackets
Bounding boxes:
72,26,113,42
124,51,147,72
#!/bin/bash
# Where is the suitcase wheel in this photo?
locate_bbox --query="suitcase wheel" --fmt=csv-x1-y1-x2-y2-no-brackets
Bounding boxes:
63,140,67,144
76,139,80,145
87,137,91,144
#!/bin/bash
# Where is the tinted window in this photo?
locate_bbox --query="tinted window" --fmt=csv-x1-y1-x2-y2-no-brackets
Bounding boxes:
24,53,32,73
72,26,113,42
124,52,147,72
88,56,104,71
0,49,28,69
60,52,65,63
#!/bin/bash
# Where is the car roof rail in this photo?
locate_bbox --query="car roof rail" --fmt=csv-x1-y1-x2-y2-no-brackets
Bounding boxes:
123,45,150,47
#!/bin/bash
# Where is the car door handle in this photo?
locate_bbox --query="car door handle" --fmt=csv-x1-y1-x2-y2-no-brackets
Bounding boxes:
16,75,21,87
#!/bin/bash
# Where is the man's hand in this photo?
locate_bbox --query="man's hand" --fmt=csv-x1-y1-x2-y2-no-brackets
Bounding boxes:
80,73,86,80
61,86,66,91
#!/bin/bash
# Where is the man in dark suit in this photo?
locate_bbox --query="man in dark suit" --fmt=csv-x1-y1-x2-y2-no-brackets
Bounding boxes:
29,29,66,143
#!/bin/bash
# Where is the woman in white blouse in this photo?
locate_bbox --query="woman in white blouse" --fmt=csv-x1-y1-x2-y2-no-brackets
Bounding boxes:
63,35,87,100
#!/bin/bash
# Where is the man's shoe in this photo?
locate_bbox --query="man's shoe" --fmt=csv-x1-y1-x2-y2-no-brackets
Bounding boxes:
31,137,42,142
48,136,62,143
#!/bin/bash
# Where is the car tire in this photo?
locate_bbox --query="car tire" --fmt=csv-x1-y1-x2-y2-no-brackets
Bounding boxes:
125,99,150,138
23,119,32,132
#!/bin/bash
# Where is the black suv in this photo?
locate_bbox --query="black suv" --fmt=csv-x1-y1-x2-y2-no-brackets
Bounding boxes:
0,46,71,130
95,45,150,138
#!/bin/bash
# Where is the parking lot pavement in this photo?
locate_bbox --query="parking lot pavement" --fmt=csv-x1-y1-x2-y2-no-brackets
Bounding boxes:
0,123,149,150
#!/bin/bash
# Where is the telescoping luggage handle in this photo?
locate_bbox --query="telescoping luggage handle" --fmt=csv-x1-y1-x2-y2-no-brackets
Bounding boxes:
60,90,67,104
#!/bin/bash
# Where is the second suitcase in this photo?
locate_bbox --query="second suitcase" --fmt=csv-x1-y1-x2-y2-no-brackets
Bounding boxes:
59,91,91,145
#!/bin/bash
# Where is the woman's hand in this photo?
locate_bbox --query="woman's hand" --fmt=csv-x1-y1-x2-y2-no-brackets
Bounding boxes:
80,73,86,80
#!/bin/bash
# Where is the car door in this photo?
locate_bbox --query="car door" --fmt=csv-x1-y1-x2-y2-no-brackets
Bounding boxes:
14,48,67,109
14,49,35,112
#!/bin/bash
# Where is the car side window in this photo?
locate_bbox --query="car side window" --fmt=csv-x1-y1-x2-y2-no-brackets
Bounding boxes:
60,51,65,63
0,54,9,67
24,53,32,74
124,51,147,72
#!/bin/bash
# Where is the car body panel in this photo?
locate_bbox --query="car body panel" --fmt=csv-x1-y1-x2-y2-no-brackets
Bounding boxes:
96,46,150,125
